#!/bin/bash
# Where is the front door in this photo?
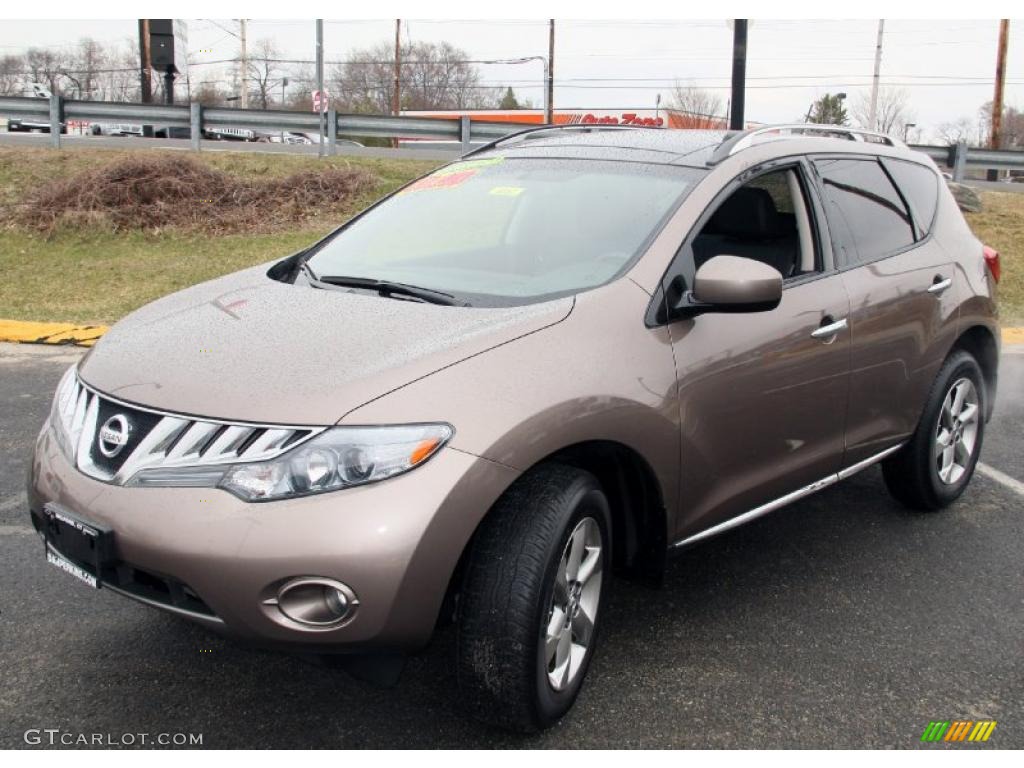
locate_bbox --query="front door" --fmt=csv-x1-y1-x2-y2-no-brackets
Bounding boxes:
660,163,852,544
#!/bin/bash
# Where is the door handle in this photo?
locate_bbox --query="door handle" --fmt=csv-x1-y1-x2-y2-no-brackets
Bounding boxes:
811,317,848,339
927,277,952,295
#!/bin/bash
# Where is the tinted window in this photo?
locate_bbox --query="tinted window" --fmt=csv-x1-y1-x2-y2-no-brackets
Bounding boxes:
306,158,703,307
884,159,939,239
815,158,915,265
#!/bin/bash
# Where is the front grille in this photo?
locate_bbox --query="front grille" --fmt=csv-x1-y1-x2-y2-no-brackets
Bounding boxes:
58,376,325,485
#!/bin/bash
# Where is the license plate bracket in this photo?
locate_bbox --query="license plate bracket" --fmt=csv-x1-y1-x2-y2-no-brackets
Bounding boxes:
42,503,113,589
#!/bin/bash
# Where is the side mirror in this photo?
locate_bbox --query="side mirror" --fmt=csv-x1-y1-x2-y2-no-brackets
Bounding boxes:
674,255,783,316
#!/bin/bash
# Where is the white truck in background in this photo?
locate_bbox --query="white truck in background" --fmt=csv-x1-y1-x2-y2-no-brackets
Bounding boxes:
6,82,66,133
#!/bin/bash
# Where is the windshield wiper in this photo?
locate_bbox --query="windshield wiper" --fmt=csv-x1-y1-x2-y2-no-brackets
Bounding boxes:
303,267,464,306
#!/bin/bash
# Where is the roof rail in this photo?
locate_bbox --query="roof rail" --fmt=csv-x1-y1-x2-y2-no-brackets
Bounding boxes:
460,123,644,159
708,124,905,165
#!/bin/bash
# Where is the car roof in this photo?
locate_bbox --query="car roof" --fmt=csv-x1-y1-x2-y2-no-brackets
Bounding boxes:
465,124,931,170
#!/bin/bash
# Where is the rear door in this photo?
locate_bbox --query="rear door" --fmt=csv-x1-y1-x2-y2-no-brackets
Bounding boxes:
812,155,957,466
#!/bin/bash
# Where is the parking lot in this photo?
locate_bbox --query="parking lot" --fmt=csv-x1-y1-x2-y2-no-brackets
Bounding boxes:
1,341,1021,749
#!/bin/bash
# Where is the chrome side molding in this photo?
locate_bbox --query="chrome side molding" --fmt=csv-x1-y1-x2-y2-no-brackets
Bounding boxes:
671,443,905,550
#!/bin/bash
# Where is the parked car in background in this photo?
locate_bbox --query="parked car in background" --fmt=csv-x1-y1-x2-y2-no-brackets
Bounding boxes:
204,126,257,141
5,81,64,133
30,124,1000,732
267,132,314,145
90,123,143,137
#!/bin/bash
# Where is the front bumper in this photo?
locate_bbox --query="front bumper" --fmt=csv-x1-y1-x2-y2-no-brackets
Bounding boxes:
28,422,518,651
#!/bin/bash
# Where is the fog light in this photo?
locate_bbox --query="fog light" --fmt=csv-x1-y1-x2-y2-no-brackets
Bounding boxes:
272,577,359,627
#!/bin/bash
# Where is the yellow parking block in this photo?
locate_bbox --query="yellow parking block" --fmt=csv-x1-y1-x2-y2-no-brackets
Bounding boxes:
1,317,1022,349
0,319,108,347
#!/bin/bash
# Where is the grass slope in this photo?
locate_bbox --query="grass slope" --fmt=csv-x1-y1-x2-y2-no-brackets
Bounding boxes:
0,147,438,324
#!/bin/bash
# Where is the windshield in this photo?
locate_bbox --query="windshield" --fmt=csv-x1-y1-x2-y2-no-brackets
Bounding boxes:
304,156,704,306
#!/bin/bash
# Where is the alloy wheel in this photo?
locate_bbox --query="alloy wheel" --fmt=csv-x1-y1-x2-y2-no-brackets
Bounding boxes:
544,516,603,692
934,377,980,485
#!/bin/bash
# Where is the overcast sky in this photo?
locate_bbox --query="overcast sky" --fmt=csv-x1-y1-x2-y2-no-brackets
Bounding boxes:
1,18,1020,138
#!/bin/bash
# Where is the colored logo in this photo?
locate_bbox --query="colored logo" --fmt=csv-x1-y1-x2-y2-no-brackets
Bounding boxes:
921,720,997,743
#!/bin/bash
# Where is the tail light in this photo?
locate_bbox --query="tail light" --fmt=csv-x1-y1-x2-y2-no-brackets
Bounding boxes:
983,245,1000,283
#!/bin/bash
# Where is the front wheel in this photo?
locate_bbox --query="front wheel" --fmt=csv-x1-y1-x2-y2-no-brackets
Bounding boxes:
882,350,986,510
456,464,611,732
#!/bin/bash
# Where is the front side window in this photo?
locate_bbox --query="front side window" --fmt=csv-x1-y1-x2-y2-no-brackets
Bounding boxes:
305,157,704,307
691,167,818,280
814,157,915,266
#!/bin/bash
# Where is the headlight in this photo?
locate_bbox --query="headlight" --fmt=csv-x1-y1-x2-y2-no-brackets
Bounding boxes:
127,423,453,501
49,365,80,460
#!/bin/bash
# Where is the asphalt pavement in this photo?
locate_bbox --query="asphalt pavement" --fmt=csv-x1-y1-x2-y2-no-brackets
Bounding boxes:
1,342,1021,749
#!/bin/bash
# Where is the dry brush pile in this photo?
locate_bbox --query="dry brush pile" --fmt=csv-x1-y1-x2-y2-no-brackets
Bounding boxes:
3,155,378,234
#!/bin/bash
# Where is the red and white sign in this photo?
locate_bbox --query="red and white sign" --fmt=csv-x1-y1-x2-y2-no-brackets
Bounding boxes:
312,90,329,113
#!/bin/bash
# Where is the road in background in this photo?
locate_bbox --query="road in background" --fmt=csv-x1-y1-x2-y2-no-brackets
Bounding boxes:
1,342,1022,748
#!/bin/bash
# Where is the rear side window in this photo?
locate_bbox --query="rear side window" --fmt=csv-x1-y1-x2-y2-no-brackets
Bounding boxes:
814,157,915,266
884,159,940,239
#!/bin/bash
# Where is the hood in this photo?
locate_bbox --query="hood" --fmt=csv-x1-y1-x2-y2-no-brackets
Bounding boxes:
80,264,573,425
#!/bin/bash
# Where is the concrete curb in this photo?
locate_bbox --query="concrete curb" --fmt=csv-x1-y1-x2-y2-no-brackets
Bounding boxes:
1,318,1022,348
0,319,108,347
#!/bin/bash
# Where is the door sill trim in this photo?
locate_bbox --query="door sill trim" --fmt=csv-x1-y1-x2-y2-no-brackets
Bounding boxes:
671,443,905,550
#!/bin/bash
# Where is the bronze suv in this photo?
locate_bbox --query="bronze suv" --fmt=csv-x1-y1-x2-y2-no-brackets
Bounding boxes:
30,124,1000,731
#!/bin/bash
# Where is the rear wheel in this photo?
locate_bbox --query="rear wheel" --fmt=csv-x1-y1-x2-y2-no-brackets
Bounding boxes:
883,350,986,510
456,464,610,732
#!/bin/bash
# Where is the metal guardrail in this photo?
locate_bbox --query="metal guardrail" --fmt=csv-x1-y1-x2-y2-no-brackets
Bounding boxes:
4,94,1024,177
910,141,1024,181
0,94,537,153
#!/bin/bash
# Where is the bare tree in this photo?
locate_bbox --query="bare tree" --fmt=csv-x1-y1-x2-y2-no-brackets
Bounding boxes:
330,40,493,114
61,38,107,99
23,47,68,93
99,40,140,102
0,54,23,95
851,87,913,135
936,117,977,146
666,82,724,128
977,101,1024,148
247,39,283,109
191,66,229,106
286,63,318,110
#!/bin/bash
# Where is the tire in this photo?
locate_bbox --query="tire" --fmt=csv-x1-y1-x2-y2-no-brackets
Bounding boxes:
882,349,986,510
457,463,611,732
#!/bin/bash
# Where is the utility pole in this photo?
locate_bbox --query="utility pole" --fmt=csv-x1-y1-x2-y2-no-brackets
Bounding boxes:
392,19,401,148
729,20,748,130
868,19,885,130
239,19,248,109
546,19,555,124
316,18,324,157
989,19,1010,180
280,76,288,141
393,19,401,117
138,19,152,103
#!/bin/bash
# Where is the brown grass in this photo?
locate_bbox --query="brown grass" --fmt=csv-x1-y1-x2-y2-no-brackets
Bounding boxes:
3,154,378,234
964,191,1024,326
